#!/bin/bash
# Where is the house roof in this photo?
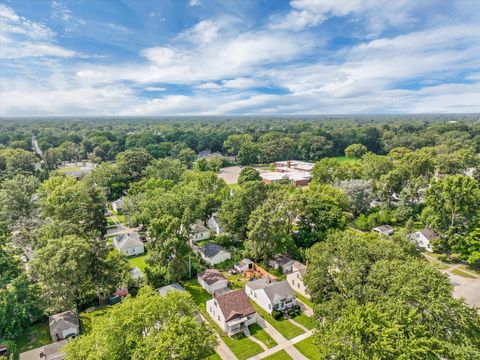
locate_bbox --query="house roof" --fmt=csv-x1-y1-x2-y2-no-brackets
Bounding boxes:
113,288,128,297
236,258,253,267
215,289,255,321
158,283,185,296
246,277,271,290
191,222,209,234
270,254,293,266
418,228,437,241
113,232,143,249
263,281,296,303
198,269,227,285
292,261,307,276
112,197,124,208
19,340,68,360
199,242,228,258
49,310,79,334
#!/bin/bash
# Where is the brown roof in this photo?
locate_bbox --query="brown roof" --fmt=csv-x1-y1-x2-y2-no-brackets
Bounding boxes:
198,269,227,285
215,289,255,321
419,228,437,241
292,261,307,276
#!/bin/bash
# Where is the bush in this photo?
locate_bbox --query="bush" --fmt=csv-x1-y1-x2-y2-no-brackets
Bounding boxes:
287,305,301,317
272,310,283,320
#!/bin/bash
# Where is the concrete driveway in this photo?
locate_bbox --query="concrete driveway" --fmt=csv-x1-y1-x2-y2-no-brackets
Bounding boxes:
448,273,480,309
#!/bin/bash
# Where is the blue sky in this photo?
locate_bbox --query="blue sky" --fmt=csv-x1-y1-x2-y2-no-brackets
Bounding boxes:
1,0,480,116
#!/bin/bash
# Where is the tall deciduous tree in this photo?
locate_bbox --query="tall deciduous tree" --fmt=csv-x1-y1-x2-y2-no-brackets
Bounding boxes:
64,287,217,360
344,143,368,159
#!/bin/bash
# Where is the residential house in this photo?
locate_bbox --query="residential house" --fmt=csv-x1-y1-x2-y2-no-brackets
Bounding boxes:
410,229,437,252
245,279,296,314
274,160,315,173
49,310,80,342
269,254,296,274
373,225,394,236
198,269,229,294
286,262,310,299
234,258,254,273
198,242,231,265
113,232,144,256
19,340,68,360
158,283,185,296
190,222,211,242
112,197,124,213
207,213,224,235
207,289,257,336
260,171,312,186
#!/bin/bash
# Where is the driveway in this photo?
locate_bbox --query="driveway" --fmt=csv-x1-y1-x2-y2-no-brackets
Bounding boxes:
448,273,480,309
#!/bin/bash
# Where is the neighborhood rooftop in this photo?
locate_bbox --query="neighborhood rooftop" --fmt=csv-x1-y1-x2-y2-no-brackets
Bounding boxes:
198,269,227,285
48,310,79,335
113,232,143,249
199,242,227,258
214,289,255,321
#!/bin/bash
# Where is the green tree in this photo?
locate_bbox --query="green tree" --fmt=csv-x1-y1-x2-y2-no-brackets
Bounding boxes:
421,175,480,254
144,159,187,183
237,166,261,184
219,181,268,238
237,142,259,165
344,143,368,159
64,287,217,360
223,134,253,159
177,148,196,168
116,149,153,181
337,179,373,216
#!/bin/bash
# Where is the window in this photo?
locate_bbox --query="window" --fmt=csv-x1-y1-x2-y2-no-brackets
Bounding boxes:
218,316,220,321
254,293,257,298
209,307,212,313
214,301,217,307
250,290,253,295
291,280,295,286
297,283,300,289
268,304,272,310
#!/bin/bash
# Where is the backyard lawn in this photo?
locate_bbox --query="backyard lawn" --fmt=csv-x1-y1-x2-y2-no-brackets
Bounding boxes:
79,306,110,334
222,271,246,289
15,321,51,354
127,254,147,272
263,350,293,360
294,336,321,360
248,323,277,348
251,302,304,340
182,279,264,360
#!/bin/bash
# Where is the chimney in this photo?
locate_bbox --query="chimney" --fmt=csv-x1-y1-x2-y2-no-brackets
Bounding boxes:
287,160,291,168
212,292,215,298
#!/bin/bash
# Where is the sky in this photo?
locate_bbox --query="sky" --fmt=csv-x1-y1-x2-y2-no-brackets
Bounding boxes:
1,0,480,116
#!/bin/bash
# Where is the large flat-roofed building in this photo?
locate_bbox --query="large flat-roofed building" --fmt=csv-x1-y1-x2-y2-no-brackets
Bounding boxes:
260,171,312,186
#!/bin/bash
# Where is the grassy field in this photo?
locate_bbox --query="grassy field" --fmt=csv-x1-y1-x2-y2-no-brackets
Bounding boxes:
127,254,147,272
451,268,477,279
249,323,277,348
182,280,264,360
263,350,293,360
291,312,315,330
79,306,110,334
294,336,321,360
15,321,51,354
251,302,304,340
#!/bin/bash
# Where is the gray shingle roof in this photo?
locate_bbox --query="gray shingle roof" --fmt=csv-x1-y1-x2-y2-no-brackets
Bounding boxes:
199,242,227,258
263,281,296,303
49,310,79,334
158,283,185,296
113,232,143,249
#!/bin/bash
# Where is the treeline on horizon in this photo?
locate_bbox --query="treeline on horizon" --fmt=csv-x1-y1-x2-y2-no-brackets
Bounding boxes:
1,114,480,170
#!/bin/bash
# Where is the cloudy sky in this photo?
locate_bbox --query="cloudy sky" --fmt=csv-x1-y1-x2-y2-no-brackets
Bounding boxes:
1,0,480,116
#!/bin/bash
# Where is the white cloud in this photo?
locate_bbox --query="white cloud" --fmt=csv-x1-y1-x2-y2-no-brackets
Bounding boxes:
0,4,76,58
189,0,201,6
178,20,220,44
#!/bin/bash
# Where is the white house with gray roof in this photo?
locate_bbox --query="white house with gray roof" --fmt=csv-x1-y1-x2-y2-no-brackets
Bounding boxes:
245,279,296,314
197,242,231,265
190,222,211,242
158,283,185,296
112,197,125,213
113,232,144,256
49,310,79,342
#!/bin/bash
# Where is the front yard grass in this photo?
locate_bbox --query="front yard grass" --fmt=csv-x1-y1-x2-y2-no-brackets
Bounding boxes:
251,302,304,340
295,292,313,309
294,336,320,360
291,312,315,330
182,279,264,360
15,320,51,354
248,323,277,348
263,349,293,360
127,254,147,272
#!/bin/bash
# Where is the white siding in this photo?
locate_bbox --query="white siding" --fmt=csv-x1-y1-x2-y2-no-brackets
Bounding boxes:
287,271,310,299
245,287,273,314
203,251,231,265
198,277,228,294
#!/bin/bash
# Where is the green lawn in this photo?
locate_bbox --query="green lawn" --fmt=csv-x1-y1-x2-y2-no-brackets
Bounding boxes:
116,214,126,224
291,313,315,330
459,265,480,277
79,306,110,334
263,350,293,360
294,336,321,360
451,268,477,279
106,216,116,225
203,353,222,360
251,302,304,340
127,254,147,272
15,320,51,354
222,271,246,289
248,323,277,348
182,280,264,360
333,156,356,163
